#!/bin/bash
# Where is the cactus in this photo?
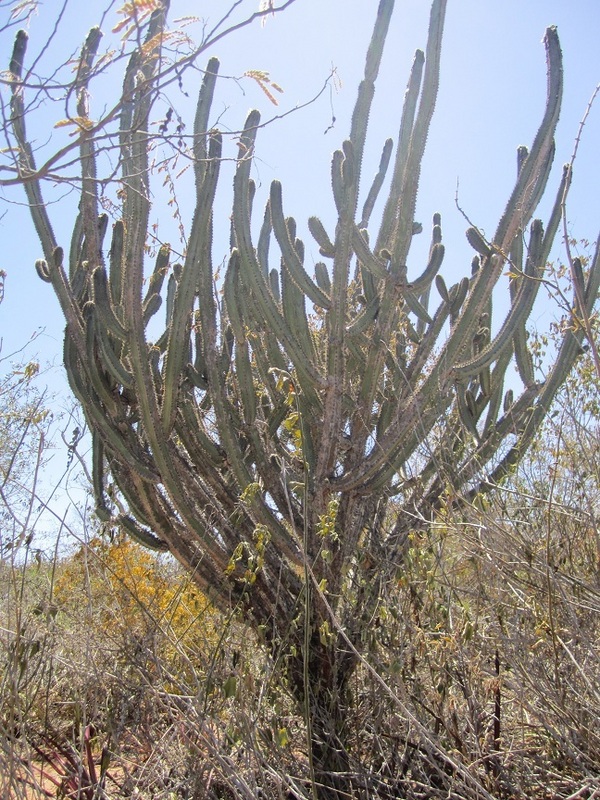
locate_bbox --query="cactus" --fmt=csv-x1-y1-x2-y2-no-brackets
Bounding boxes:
9,1,600,795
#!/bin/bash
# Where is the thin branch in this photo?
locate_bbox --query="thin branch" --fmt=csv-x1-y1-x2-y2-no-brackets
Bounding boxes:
561,83,600,379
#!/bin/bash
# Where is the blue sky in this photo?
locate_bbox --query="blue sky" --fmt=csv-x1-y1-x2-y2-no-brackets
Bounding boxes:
0,0,599,519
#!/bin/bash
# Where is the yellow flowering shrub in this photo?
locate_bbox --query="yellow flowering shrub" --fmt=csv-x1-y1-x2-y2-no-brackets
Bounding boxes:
54,534,221,684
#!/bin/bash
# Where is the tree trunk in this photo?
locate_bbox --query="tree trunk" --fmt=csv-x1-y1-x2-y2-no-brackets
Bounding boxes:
286,629,359,799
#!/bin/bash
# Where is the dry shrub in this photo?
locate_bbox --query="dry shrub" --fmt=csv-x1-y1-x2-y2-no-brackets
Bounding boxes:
3,407,600,799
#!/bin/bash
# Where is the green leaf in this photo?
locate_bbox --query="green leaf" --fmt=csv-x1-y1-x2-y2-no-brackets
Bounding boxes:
223,675,237,699
275,727,290,748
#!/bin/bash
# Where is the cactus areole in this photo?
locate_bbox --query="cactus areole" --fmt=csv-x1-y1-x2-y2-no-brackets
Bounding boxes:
9,0,600,795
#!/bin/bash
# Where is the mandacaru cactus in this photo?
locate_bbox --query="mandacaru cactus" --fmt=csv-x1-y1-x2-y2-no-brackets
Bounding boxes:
9,0,600,793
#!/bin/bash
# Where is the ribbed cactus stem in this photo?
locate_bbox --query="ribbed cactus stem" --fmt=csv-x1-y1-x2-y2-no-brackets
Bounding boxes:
454,220,545,380
271,181,331,309
161,131,222,434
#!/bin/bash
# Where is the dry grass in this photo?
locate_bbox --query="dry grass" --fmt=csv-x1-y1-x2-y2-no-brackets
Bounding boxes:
2,399,600,798
2,488,599,800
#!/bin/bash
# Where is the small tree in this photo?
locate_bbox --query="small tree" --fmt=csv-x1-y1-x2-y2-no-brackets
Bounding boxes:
6,0,600,795
0,360,49,547
0,275,53,556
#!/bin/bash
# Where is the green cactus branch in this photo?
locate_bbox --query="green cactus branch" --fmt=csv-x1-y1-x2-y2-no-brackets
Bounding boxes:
162,130,222,435
453,220,545,381
9,31,57,261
